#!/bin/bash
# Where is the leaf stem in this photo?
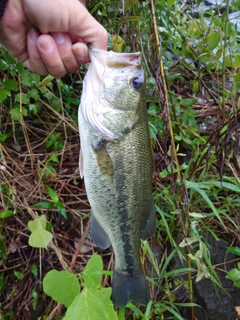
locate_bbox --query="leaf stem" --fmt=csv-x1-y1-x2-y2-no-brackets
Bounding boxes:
118,306,125,320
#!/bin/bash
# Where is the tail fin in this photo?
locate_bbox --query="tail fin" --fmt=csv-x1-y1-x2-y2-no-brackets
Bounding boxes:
112,268,149,308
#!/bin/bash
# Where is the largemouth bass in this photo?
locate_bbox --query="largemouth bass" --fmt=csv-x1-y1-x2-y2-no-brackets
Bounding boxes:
78,46,156,307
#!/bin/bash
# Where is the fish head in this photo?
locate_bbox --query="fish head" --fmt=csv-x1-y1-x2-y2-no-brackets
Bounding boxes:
79,46,146,139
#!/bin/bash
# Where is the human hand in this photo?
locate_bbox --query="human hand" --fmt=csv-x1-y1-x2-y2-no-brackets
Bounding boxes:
0,0,108,78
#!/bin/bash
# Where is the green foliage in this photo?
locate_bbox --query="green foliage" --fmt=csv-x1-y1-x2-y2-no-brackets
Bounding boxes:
43,270,80,308
33,185,68,220
42,254,118,320
28,215,53,248
226,247,240,288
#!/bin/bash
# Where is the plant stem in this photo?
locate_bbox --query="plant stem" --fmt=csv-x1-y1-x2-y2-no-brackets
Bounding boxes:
222,0,230,120
149,0,181,180
118,306,125,320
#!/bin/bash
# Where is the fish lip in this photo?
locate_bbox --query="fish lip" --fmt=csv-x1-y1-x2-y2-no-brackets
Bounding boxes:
88,45,142,70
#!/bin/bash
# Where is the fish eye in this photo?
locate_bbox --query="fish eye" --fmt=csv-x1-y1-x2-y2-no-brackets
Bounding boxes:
131,77,143,90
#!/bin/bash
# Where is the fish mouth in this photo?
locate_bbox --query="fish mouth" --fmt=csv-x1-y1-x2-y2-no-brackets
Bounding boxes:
88,45,142,76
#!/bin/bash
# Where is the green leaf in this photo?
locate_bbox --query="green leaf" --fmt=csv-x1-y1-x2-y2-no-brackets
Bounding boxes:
0,209,14,219
0,239,6,264
56,201,68,220
207,32,220,50
31,264,38,279
167,0,175,8
0,131,12,142
63,288,117,320
201,181,240,194
185,180,226,228
15,93,30,104
14,270,24,279
82,254,103,289
43,270,80,308
4,79,18,91
0,59,9,70
28,215,47,231
28,88,40,100
10,105,28,121
33,201,54,209
0,88,10,102
38,75,54,87
124,0,138,11
233,281,240,288
226,246,240,256
45,185,59,203
28,228,53,248
226,268,240,281
181,98,198,107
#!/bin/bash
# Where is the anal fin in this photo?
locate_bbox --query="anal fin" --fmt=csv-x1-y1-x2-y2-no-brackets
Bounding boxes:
141,199,156,240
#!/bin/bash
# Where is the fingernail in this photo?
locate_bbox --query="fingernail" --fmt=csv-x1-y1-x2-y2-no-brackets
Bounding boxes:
53,33,66,45
29,29,38,44
38,40,54,53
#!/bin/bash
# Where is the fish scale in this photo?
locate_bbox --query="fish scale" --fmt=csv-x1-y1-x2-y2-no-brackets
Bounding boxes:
79,46,156,307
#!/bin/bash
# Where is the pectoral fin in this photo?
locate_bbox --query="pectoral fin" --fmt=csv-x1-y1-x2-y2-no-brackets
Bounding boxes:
91,213,111,249
141,200,156,240
92,137,114,177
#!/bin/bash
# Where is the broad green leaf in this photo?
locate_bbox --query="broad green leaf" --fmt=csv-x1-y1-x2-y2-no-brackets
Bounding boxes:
0,132,12,142
43,270,80,308
207,32,220,50
0,59,9,70
28,228,53,248
63,288,117,320
82,254,103,289
28,215,47,232
112,34,124,52
0,89,10,102
226,246,240,256
10,105,28,121
181,98,198,107
226,268,240,281
4,79,18,91
15,93,30,104
233,281,240,288
14,270,24,279
45,185,59,203
167,0,175,8
28,88,40,100
0,210,14,219
124,0,138,11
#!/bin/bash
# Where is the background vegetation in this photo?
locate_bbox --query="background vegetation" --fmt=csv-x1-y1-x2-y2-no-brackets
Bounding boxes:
0,0,240,319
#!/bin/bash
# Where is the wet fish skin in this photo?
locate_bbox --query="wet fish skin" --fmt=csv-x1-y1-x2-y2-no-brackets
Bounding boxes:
79,46,156,307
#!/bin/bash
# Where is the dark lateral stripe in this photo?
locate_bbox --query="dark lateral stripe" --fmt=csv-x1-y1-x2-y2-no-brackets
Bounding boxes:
116,162,135,273
0,0,8,20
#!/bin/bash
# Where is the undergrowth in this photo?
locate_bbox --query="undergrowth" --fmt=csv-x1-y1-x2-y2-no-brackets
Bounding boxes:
0,0,240,319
